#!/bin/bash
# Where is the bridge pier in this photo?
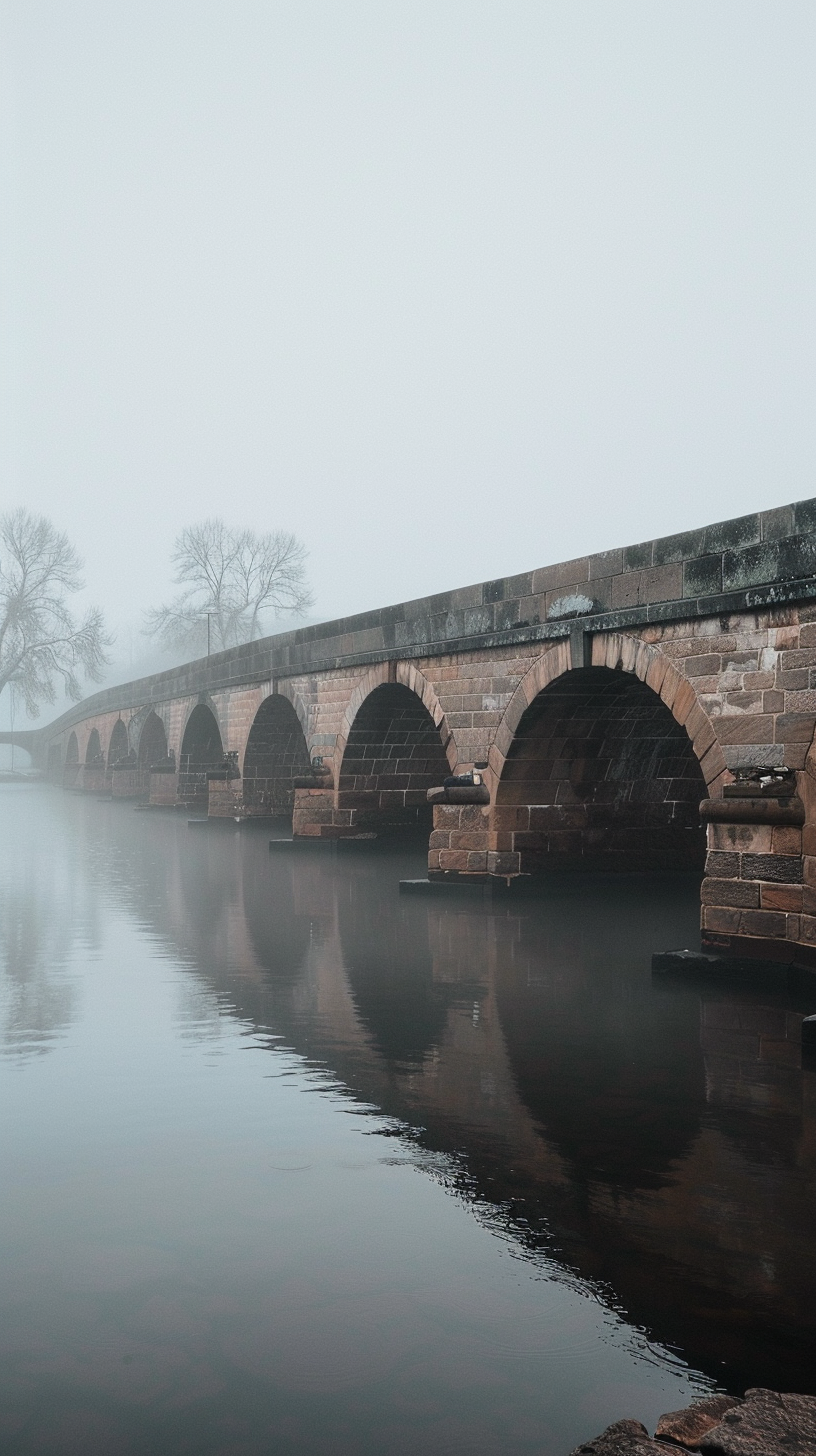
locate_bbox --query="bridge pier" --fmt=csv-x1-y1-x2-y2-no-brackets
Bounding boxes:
207,769,244,817
81,764,107,794
428,798,494,880
700,785,810,965
148,765,179,806
292,786,361,839
111,763,143,799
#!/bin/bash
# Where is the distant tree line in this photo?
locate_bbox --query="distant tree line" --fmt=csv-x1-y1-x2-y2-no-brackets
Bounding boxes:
143,519,313,656
0,509,312,720
0,509,108,718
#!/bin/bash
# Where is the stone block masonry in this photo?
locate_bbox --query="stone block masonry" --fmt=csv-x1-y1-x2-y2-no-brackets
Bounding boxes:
31,494,816,971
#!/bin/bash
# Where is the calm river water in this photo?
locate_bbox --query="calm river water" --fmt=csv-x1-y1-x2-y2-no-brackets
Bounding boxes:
1,784,815,1455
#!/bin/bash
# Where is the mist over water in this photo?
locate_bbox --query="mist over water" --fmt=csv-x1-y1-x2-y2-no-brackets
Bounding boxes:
1,784,815,1454
4,10,816,1447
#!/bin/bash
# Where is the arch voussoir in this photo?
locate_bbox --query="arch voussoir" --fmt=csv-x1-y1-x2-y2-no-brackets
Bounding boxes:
333,663,391,786
395,662,455,768
490,640,571,784
273,682,313,757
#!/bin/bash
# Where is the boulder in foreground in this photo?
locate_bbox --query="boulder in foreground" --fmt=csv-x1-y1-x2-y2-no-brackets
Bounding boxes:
567,1417,665,1454
700,1389,816,1455
568,1389,816,1456
655,1394,742,1449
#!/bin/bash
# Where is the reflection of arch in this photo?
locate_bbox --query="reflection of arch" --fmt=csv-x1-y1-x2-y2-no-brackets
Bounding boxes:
491,886,706,1188
85,728,103,765
138,711,168,769
337,876,450,1063
243,695,310,815
107,719,128,768
241,838,313,984
179,703,224,806
495,647,712,872
66,732,78,764
337,678,451,832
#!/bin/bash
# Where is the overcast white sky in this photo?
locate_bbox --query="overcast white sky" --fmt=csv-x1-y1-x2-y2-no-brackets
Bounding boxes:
2,1,815,647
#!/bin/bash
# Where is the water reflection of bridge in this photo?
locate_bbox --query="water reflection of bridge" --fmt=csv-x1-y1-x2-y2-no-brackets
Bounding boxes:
61,798,816,1396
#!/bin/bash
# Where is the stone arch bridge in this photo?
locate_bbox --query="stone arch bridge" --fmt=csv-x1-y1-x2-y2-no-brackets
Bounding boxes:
14,496,816,970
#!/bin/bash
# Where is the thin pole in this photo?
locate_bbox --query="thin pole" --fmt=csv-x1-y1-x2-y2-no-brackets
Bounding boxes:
9,686,14,774
207,613,211,656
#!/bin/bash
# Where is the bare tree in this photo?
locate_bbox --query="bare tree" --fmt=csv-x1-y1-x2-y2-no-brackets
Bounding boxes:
0,509,109,716
145,519,313,655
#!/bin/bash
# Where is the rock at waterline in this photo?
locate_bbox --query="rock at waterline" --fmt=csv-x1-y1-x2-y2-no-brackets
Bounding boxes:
655,1394,742,1449
699,1389,816,1455
567,1389,816,1456
567,1419,665,1454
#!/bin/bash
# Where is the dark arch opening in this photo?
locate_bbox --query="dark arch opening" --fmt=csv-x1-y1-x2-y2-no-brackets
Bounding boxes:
338,682,450,834
179,704,224,807
108,719,129,768
497,667,707,873
243,696,310,816
63,731,79,786
138,712,168,769
85,728,103,766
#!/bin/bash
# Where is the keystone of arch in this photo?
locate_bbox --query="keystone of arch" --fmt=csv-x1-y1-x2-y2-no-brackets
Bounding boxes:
332,661,457,790
486,632,727,796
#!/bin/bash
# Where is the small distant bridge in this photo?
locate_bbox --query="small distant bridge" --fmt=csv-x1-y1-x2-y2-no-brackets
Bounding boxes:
22,495,816,971
0,729,39,758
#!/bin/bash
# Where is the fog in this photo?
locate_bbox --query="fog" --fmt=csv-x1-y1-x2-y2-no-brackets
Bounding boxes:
2,1,815,714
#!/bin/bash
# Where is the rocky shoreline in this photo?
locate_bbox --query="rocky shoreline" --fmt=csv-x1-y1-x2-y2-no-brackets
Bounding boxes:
569,1389,816,1455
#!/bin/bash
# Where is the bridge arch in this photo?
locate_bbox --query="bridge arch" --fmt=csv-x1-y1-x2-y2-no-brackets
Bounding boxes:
179,701,224,807
334,664,455,783
64,731,79,786
137,711,169,769
336,667,452,833
243,694,311,815
85,728,103,766
107,719,129,768
490,635,725,874
270,683,313,755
